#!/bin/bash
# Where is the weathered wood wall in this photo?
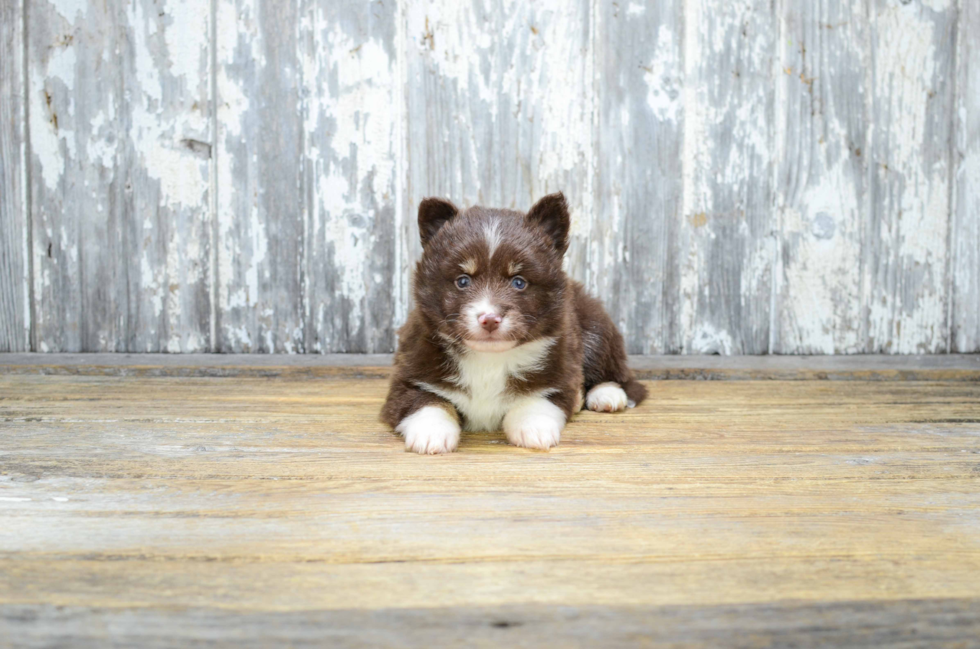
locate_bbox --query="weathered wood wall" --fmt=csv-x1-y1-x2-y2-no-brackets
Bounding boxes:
1,0,977,354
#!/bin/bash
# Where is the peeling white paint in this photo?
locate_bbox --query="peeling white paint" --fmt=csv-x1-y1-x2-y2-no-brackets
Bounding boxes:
16,0,976,355
643,24,680,121
867,0,953,353
688,323,734,355
50,0,86,22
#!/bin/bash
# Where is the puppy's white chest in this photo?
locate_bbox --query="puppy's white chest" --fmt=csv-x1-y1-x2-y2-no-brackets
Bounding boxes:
419,338,555,432
453,354,515,431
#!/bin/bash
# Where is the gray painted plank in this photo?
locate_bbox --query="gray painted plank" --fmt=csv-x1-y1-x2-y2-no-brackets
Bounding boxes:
864,0,956,353
2,599,979,648
401,0,594,322
301,0,398,353
678,0,777,354
951,0,979,353
28,0,212,352
215,0,305,352
593,0,683,354
0,0,30,352
772,0,870,354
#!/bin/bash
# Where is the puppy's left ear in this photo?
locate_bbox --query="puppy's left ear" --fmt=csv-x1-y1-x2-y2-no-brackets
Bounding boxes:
526,192,570,255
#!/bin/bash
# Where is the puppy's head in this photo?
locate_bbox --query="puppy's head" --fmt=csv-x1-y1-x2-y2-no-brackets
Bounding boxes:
414,193,570,353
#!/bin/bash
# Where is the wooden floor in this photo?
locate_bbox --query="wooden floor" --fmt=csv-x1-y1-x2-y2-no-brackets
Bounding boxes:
2,356,980,647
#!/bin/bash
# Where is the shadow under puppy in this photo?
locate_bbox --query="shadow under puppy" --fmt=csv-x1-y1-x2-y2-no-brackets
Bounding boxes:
382,193,646,453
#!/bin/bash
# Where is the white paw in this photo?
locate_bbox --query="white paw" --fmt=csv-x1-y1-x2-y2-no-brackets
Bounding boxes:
585,382,628,412
503,398,565,450
396,406,461,454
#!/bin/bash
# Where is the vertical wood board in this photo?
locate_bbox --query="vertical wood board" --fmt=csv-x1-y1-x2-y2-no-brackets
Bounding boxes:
593,0,684,354
679,0,778,354
215,0,305,352
772,0,871,354
951,0,979,352
301,0,399,353
864,0,956,353
0,0,30,352
28,0,212,352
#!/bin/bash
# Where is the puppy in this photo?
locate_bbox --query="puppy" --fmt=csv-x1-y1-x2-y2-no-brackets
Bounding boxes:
381,193,647,454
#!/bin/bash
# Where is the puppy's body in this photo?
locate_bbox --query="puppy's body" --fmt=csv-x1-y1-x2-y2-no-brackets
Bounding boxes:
382,194,646,453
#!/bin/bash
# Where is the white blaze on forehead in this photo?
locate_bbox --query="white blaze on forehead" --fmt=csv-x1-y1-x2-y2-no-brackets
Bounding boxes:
483,219,503,258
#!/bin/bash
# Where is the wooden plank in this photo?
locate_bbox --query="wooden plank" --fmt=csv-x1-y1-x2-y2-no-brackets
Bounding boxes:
300,0,398,353
592,0,683,354
2,599,979,649
27,0,212,352
772,0,870,354
864,0,956,353
0,374,979,647
215,0,304,352
0,0,30,352
401,0,594,318
1,352,979,381
679,0,777,354
951,0,980,353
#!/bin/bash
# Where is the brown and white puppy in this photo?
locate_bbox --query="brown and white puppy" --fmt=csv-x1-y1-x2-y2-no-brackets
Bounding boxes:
381,193,646,454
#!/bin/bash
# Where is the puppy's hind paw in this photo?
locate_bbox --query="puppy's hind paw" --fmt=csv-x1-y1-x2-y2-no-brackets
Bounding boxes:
585,382,629,413
396,406,461,454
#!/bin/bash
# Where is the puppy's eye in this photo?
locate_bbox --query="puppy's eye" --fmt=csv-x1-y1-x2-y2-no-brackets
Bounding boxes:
511,276,527,290
455,275,472,289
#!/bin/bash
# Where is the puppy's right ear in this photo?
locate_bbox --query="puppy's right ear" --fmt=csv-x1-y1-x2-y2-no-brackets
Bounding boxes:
418,198,459,247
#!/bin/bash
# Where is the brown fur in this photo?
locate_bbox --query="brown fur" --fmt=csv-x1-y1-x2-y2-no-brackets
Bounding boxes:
381,192,647,433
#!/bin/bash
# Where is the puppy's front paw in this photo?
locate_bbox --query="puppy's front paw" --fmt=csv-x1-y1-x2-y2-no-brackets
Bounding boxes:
503,398,565,450
396,406,461,454
585,382,629,412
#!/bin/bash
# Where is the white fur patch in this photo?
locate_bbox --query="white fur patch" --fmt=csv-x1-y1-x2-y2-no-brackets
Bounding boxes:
585,382,629,412
417,337,556,432
396,406,461,454
463,294,508,338
503,397,565,450
483,219,502,258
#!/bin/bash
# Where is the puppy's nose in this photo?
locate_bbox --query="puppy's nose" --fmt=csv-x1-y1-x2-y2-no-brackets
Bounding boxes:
478,312,502,333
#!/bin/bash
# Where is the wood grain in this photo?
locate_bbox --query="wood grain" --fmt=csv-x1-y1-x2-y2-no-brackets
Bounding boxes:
2,352,979,381
5,0,980,355
27,0,213,353
301,0,398,353
0,0,29,352
772,0,869,354
215,0,305,352
593,0,683,354
1,372,979,644
865,0,956,353
951,0,980,353
3,600,979,648
679,0,777,354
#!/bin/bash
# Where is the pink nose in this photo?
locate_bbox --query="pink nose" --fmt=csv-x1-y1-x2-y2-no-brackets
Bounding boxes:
478,312,502,333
